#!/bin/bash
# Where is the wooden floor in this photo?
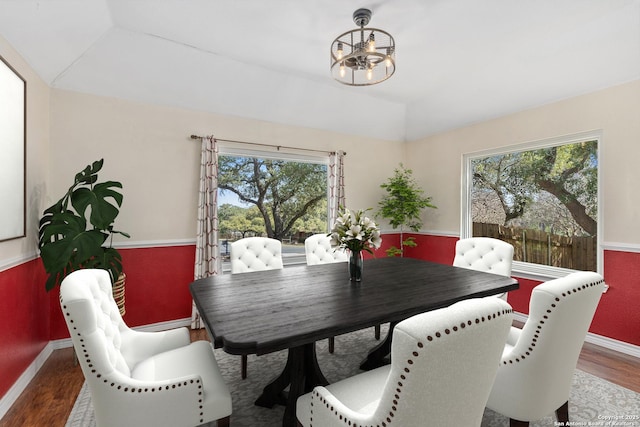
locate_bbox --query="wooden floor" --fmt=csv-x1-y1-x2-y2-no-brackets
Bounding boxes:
1,328,638,427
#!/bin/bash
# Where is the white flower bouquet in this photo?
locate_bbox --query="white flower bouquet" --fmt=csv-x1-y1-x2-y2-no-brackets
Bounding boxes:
329,208,382,254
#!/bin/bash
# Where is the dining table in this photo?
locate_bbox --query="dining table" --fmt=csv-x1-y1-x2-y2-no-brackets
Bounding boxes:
190,256,519,427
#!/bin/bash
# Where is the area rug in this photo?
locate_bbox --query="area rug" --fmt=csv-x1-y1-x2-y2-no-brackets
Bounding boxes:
66,325,639,427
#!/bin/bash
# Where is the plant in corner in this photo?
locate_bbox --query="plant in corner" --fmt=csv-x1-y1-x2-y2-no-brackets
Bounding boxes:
38,159,130,302
377,164,436,257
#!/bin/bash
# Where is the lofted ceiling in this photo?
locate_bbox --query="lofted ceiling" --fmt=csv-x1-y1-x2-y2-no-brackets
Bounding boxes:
1,0,639,141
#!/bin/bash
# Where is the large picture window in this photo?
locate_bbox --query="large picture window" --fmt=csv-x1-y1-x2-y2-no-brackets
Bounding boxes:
462,131,601,277
0,55,26,242
217,148,329,263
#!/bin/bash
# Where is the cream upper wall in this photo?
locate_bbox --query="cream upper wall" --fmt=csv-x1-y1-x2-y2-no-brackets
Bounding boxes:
3,22,636,257
49,90,404,243
405,79,640,245
0,35,49,267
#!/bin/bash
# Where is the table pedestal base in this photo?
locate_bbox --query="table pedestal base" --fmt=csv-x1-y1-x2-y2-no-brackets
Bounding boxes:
359,321,398,371
255,343,328,427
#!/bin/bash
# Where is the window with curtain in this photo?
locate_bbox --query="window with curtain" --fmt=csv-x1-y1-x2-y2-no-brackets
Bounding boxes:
462,131,600,277
217,148,331,267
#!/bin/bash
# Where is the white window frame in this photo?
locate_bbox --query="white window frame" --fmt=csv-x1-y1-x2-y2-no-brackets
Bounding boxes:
218,144,331,226
219,145,330,166
460,130,602,280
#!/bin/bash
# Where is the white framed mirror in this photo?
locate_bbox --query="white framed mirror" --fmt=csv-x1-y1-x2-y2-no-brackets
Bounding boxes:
0,54,26,242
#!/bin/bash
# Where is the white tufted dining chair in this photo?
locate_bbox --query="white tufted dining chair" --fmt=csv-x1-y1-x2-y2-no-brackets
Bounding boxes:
59,269,232,427
453,237,514,299
304,233,348,265
230,237,284,378
486,271,605,427
297,297,513,427
304,234,361,353
230,236,283,273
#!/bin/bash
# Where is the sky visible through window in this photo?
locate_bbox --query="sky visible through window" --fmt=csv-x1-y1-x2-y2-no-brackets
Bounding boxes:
218,190,248,207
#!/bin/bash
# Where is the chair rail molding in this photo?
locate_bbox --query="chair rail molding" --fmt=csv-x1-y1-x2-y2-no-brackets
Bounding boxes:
0,251,37,272
601,242,640,253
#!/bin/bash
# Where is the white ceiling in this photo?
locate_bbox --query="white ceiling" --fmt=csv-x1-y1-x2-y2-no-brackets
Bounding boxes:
1,0,639,141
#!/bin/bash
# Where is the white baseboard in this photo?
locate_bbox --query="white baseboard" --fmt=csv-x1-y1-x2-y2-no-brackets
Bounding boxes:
0,341,53,420
513,312,640,358
0,317,192,421
129,317,193,331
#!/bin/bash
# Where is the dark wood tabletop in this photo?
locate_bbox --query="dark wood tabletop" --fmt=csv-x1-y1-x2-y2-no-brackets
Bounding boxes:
190,257,519,427
190,256,519,356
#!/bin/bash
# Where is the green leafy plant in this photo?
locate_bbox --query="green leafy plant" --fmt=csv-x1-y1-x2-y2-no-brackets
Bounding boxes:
38,159,130,291
377,164,436,257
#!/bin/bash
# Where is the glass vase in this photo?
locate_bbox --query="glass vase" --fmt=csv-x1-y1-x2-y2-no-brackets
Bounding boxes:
349,250,364,282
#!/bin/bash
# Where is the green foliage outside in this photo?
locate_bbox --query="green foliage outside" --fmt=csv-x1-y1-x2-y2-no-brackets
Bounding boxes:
217,156,328,241
377,164,436,257
292,199,328,235
218,204,265,238
472,140,597,236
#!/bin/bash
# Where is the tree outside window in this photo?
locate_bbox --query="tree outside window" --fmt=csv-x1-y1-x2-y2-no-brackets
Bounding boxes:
464,134,599,273
217,154,329,243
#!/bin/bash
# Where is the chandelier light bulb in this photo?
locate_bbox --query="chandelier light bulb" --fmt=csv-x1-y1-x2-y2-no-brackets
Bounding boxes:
368,33,376,52
337,42,344,60
340,63,346,78
367,65,373,81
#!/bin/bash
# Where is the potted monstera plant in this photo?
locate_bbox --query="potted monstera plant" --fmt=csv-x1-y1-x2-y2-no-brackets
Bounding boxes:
38,159,130,313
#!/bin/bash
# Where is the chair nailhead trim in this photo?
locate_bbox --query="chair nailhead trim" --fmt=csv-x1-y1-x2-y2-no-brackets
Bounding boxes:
60,294,206,424
501,279,604,365
307,307,513,426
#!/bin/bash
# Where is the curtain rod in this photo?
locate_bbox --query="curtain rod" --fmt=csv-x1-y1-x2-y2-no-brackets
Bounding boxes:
189,135,345,156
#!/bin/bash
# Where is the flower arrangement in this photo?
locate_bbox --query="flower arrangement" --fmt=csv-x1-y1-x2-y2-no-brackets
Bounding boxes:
329,208,382,254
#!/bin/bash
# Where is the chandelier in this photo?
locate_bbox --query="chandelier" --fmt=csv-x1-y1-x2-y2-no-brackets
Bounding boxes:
330,8,396,86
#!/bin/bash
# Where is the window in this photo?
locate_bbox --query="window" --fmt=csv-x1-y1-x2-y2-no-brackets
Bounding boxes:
217,147,329,266
0,55,26,242
461,131,601,278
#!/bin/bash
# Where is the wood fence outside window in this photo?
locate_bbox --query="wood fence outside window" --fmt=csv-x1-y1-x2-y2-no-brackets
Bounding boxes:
473,222,597,271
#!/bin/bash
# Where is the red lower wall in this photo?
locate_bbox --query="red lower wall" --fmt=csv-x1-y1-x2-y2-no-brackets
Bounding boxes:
49,245,197,340
0,259,49,400
46,236,640,346
1,234,639,401
368,233,459,265
401,233,640,346
598,250,640,343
